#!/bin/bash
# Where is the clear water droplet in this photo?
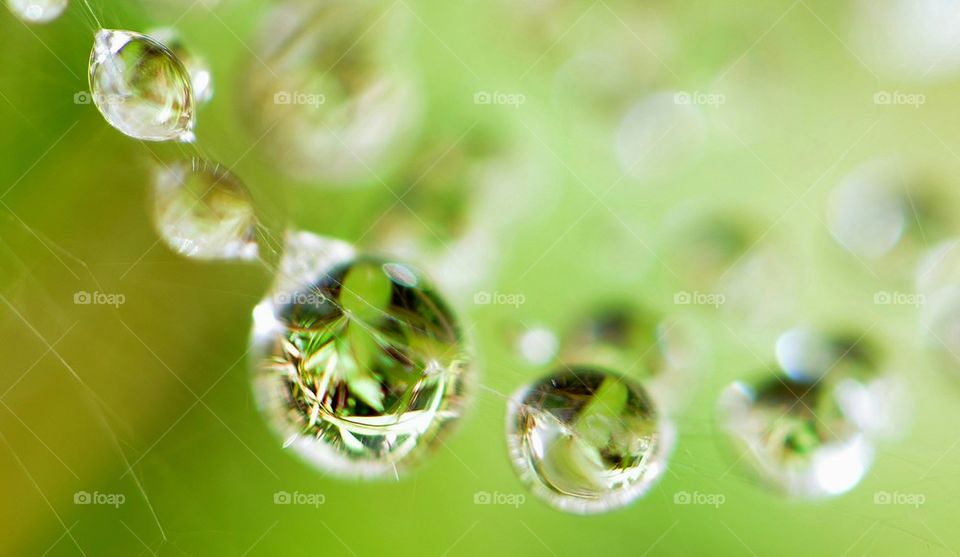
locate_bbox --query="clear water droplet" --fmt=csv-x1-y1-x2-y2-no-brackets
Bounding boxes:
718,373,876,499
245,0,421,185
506,367,672,514
251,232,470,478
88,29,196,142
146,27,214,106
7,0,65,23
151,159,259,261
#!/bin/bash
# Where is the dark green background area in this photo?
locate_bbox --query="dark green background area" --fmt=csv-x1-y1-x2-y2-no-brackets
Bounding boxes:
2,0,960,555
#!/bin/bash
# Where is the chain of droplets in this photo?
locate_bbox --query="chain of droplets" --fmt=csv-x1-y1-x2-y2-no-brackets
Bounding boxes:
9,0,904,515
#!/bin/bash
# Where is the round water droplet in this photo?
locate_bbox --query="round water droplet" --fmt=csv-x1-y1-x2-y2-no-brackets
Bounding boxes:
151,159,259,261
506,367,672,514
7,0,65,23
244,0,421,185
718,373,875,498
515,326,560,366
615,91,706,181
828,159,954,263
251,232,470,477
916,237,960,295
851,0,960,81
146,27,214,106
775,327,877,383
88,29,196,142
560,305,701,414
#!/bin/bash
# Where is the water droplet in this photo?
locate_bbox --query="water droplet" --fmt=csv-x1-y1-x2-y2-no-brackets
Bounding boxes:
146,27,214,106
515,326,560,366
244,0,421,184
851,0,960,81
88,29,196,142
828,159,953,263
151,159,259,261
7,0,65,23
560,305,701,414
718,373,876,498
615,91,706,181
506,367,672,514
251,232,470,477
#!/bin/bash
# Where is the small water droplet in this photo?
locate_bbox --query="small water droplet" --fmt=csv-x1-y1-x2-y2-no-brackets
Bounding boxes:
718,373,876,499
7,0,66,23
615,91,705,181
251,232,470,478
151,159,259,261
828,159,953,264
506,367,672,514
244,0,421,184
88,29,196,142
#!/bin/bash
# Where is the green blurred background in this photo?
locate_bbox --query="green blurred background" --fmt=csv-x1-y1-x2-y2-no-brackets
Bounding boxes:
3,0,960,555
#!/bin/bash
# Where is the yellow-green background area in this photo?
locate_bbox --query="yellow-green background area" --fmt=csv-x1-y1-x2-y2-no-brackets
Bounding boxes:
2,0,960,555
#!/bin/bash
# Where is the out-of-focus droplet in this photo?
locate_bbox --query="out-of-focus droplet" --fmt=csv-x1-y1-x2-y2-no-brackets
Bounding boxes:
251,232,470,478
560,304,700,413
515,326,560,366
916,237,960,295
369,131,549,299
151,159,259,261
615,91,706,182
146,27,214,106
7,0,66,23
718,374,875,499
852,0,960,81
921,285,960,365
664,210,757,288
245,0,420,185
506,367,672,514
775,327,876,383
89,29,196,142
828,159,952,262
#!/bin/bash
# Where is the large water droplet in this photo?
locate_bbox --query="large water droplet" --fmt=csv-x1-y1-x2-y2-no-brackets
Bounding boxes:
244,0,420,185
146,27,214,106
88,29,196,142
7,0,66,23
506,367,672,514
251,232,471,478
151,159,259,261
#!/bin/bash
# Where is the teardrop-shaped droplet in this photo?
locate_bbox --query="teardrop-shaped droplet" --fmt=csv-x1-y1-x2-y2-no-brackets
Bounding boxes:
7,0,66,23
251,231,471,478
244,0,421,185
146,27,214,106
506,366,672,514
718,373,875,499
88,29,196,142
151,159,259,261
